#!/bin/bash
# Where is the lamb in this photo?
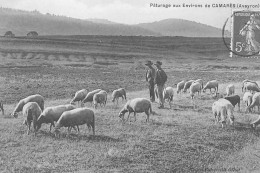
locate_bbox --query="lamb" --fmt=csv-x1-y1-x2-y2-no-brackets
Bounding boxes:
189,82,202,99
22,102,42,135
54,107,95,136
242,82,260,93
246,92,260,113
70,89,88,107
163,87,174,108
82,89,102,104
212,98,234,128
243,92,253,112
36,104,76,132
119,98,152,123
242,79,259,92
93,90,107,109
0,101,4,115
224,95,240,111
225,84,235,96
183,80,195,93
194,79,203,89
176,80,185,94
112,88,127,104
11,94,44,118
202,80,218,94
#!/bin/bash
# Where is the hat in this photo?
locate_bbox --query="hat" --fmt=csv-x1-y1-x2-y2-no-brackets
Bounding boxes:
155,61,162,66
145,60,153,66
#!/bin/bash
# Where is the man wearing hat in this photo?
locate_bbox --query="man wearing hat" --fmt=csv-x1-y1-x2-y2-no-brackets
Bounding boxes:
154,61,167,109
145,60,156,102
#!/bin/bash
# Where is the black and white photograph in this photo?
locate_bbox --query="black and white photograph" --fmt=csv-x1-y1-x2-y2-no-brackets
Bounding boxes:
1,0,260,172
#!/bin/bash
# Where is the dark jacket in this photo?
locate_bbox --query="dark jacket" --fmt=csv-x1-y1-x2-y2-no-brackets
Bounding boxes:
154,68,167,85
146,67,156,84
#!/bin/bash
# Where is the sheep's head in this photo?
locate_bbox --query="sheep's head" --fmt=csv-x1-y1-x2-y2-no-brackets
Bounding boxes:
118,109,127,120
11,112,18,118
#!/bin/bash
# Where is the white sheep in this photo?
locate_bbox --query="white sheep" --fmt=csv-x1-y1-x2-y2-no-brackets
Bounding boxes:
212,98,234,128
0,101,4,115
226,84,235,96
246,92,260,113
82,89,102,104
194,79,203,88
70,89,88,107
202,80,218,94
176,81,185,94
93,90,107,109
242,82,260,93
243,92,253,112
36,104,76,132
183,80,195,93
11,94,44,118
163,87,174,108
112,88,127,104
189,82,202,99
119,98,152,123
242,79,259,92
22,102,42,135
54,107,95,136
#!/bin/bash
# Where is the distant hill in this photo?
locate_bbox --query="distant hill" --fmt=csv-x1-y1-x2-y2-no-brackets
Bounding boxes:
0,7,229,37
137,19,228,37
85,18,118,25
0,8,159,36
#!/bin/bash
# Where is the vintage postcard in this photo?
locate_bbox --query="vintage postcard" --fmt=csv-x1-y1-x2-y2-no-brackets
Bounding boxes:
1,0,260,172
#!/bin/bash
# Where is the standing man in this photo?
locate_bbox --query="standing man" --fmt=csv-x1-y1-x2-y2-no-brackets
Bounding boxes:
145,60,156,102
154,61,167,109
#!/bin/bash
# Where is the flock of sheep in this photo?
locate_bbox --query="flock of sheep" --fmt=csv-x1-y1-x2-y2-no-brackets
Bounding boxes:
1,78,260,136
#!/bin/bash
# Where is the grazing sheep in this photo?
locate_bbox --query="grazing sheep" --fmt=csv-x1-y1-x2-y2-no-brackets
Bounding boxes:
112,88,127,104
93,90,107,109
194,79,203,89
226,84,235,96
0,102,4,115
119,98,152,122
82,89,102,104
11,94,44,118
224,95,240,111
163,87,174,108
246,92,260,113
36,104,76,132
183,80,195,93
242,79,259,92
54,108,95,136
189,82,202,99
203,80,218,94
242,82,260,93
22,102,42,135
176,81,185,94
70,89,88,106
243,92,253,112
212,99,234,128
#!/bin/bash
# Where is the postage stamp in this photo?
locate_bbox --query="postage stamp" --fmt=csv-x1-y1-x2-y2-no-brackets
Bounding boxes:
231,10,260,57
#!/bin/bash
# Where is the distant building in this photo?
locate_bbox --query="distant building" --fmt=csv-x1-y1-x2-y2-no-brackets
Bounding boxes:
27,31,38,37
4,31,15,37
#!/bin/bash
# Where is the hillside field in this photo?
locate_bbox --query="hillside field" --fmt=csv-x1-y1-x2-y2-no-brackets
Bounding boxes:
0,36,260,172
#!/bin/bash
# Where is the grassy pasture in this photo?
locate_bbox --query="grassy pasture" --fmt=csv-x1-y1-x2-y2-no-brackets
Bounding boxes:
1,36,260,172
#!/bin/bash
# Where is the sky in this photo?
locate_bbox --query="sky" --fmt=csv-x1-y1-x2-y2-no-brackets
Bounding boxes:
0,0,260,28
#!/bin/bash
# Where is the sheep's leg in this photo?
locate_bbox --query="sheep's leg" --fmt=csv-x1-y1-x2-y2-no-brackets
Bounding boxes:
27,122,31,135
50,122,55,132
133,112,137,122
126,112,131,122
145,111,149,122
77,125,80,133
